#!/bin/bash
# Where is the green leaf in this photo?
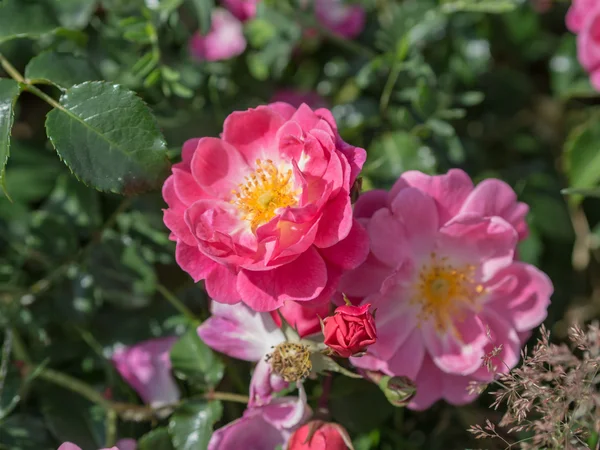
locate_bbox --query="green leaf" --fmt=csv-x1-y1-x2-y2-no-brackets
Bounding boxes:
168,400,223,450
45,81,170,194
0,0,59,44
440,0,518,14
40,387,102,449
139,427,175,450
170,328,224,390
0,414,53,450
564,117,600,205
87,231,157,309
25,52,100,90
190,0,215,35
0,78,20,199
330,378,394,434
43,173,102,234
47,0,98,30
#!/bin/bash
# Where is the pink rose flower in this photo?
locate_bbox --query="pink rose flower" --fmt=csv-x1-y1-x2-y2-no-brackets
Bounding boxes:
314,0,365,39
197,302,288,406
566,0,599,33
288,421,351,450
221,0,259,22
341,169,553,410
208,387,311,450
270,90,328,110
58,440,136,450
577,8,600,90
111,337,180,408
189,8,246,61
322,303,376,357
162,103,369,311
270,300,331,338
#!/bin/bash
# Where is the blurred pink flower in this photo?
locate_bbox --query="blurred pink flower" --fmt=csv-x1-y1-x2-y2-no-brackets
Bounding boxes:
341,169,553,410
162,103,368,312
221,0,259,22
189,8,246,61
111,337,179,408
566,0,599,33
58,440,136,450
566,0,600,91
270,90,328,110
208,387,311,450
197,302,288,405
314,0,365,39
270,299,331,338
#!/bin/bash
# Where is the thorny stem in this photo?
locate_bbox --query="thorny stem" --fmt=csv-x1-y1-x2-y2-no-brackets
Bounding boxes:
316,373,332,417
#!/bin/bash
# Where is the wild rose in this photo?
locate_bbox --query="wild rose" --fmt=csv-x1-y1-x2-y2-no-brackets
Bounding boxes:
162,103,369,311
221,0,258,22
189,9,246,61
566,0,600,91
341,169,552,410
111,337,179,408
208,387,311,450
314,0,365,39
270,300,331,338
287,421,351,450
566,0,599,33
198,302,288,405
322,303,376,357
58,440,136,450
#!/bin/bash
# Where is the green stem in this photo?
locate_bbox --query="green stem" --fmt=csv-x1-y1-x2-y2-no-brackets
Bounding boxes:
156,283,199,323
37,367,113,409
105,409,118,446
204,391,249,404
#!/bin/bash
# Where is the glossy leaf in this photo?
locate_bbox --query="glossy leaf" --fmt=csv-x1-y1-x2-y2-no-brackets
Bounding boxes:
564,117,600,205
25,52,100,90
168,400,223,450
45,81,170,194
170,328,224,390
0,0,59,44
47,0,98,30
0,79,20,199
139,427,175,450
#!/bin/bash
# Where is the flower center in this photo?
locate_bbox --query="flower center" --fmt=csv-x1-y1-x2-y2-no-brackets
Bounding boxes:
267,342,312,383
411,253,485,334
231,159,299,230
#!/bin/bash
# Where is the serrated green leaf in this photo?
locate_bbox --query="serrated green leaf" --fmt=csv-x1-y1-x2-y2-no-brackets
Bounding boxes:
168,400,222,450
45,81,170,194
0,78,20,199
564,117,600,205
170,328,224,390
139,427,176,450
47,0,97,30
0,0,59,44
25,52,100,89
189,0,215,35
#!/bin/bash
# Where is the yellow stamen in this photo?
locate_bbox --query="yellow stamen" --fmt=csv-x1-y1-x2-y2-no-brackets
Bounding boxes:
411,253,485,336
230,159,299,230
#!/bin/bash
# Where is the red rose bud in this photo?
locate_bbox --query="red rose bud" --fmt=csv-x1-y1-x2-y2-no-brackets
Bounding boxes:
287,421,352,450
322,303,376,358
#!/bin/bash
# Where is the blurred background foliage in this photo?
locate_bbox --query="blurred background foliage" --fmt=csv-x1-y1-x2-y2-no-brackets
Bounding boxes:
0,0,597,448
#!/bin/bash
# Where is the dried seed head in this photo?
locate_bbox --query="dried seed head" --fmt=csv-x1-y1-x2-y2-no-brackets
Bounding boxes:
267,342,312,382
